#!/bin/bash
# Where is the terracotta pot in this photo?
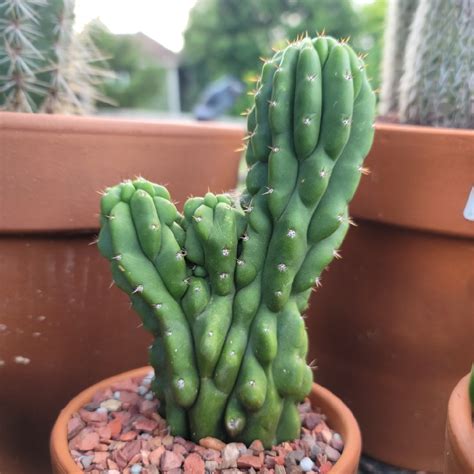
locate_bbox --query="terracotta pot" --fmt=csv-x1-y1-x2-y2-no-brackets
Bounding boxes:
50,366,362,474
306,122,474,472
444,372,474,474
0,112,243,473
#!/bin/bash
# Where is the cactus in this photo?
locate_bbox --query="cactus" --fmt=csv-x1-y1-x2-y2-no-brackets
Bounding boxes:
98,35,375,447
398,0,473,128
0,0,109,113
379,0,420,116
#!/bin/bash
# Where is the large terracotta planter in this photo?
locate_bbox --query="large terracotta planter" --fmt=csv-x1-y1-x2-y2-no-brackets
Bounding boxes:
306,122,474,472
0,112,243,474
50,366,362,474
444,372,474,474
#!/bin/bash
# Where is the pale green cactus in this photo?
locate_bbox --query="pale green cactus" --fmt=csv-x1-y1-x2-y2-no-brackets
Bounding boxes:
379,0,420,116
0,0,110,113
398,0,473,128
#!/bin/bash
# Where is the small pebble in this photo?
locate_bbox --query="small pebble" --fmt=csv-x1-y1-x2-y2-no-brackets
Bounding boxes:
137,385,148,396
96,407,108,415
130,464,143,474
113,391,121,400
100,399,122,412
330,432,344,451
80,455,94,469
325,444,341,462
300,457,314,472
144,392,154,401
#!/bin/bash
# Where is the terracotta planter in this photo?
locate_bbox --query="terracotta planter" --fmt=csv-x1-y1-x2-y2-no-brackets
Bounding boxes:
0,112,243,474
444,372,474,474
306,122,474,472
50,366,362,474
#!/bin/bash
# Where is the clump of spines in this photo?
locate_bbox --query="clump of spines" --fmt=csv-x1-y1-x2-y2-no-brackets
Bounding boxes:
399,0,473,128
98,35,375,447
0,0,110,113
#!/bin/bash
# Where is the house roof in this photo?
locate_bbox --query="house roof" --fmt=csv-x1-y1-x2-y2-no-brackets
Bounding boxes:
118,32,180,68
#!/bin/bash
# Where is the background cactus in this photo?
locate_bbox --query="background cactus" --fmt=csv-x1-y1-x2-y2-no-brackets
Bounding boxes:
0,0,110,113
379,0,419,116
98,35,375,447
382,0,473,129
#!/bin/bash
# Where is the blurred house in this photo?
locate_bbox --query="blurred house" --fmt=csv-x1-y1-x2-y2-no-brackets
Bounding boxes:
122,33,181,113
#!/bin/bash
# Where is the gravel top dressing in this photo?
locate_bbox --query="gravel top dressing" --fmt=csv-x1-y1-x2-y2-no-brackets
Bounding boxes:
68,373,343,473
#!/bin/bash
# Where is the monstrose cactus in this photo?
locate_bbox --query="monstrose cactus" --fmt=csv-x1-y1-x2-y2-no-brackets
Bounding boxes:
98,35,375,447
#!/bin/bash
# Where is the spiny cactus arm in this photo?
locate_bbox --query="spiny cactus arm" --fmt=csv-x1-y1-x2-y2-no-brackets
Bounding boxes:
263,37,356,312
241,52,283,208
293,42,376,295
186,193,258,440
98,180,199,416
223,37,375,447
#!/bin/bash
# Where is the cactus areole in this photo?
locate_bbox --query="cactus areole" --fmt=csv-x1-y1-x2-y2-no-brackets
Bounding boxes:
98,36,375,447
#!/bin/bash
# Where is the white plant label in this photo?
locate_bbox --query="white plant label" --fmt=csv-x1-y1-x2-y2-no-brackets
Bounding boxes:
463,186,474,221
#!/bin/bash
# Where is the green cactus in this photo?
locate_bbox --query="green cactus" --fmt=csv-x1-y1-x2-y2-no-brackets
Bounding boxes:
379,0,420,116
0,0,110,113
98,35,375,447
398,0,473,128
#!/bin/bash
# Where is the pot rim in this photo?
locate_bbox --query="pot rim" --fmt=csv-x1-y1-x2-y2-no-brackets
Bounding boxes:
374,121,474,137
445,372,474,472
0,111,243,137
350,122,474,238
50,366,361,474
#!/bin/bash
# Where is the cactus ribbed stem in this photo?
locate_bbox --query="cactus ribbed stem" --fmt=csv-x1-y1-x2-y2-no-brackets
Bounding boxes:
98,35,375,447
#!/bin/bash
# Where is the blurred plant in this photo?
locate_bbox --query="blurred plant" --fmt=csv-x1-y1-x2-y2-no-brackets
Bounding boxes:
399,0,473,128
181,0,361,113
88,21,169,110
0,0,111,113
378,0,418,116
354,0,388,103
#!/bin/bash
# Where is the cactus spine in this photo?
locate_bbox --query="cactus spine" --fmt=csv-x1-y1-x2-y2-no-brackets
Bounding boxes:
0,0,109,113
98,35,375,447
379,0,419,116
398,0,474,128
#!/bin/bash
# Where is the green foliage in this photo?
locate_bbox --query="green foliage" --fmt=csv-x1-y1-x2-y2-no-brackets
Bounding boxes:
0,0,109,113
398,0,473,128
181,0,362,112
354,0,388,101
98,35,375,446
88,21,169,110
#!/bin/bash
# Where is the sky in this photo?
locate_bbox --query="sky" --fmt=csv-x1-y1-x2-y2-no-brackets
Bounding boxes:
75,0,374,53
75,0,199,52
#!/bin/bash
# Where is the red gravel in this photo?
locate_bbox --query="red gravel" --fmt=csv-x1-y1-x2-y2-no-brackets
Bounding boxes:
68,373,343,473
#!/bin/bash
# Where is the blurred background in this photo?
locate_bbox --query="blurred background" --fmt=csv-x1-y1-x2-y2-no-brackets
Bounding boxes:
85,0,385,120
1,0,387,120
